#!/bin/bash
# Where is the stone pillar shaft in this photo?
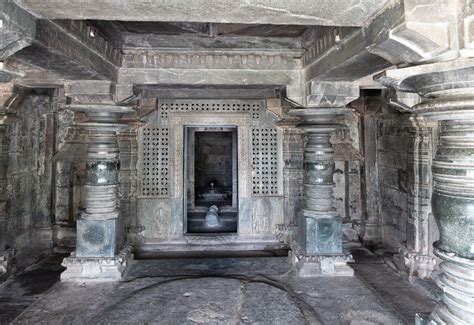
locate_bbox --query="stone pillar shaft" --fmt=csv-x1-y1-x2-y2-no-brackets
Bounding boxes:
407,91,474,323
301,127,341,255
429,117,474,323
84,126,120,218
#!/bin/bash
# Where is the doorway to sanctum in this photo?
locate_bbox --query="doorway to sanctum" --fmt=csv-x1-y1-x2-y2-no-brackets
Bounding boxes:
184,126,238,233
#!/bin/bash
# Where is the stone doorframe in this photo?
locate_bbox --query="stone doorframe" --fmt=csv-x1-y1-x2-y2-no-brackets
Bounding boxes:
169,113,253,235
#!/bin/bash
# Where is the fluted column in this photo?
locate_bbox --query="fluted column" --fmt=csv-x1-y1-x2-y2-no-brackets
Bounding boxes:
289,108,354,277
60,100,135,281
378,64,474,323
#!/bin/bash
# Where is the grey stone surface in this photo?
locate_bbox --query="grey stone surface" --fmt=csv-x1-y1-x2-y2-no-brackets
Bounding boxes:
0,0,473,321
0,90,55,274
10,255,428,325
13,0,392,26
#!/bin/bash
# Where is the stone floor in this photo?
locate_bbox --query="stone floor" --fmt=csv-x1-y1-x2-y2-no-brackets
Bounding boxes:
0,248,438,324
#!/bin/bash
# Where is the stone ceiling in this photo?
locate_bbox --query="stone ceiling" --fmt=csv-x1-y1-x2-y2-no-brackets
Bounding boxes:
13,0,392,26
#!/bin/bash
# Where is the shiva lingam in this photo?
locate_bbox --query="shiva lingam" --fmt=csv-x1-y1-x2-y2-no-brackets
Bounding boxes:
198,181,228,202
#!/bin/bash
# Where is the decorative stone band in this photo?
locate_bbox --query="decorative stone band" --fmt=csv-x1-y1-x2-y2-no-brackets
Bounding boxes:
83,185,119,218
61,246,133,282
430,248,474,324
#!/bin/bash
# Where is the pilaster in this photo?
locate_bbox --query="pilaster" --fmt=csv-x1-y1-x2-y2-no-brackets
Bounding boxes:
275,115,303,245
60,83,135,282
394,116,438,279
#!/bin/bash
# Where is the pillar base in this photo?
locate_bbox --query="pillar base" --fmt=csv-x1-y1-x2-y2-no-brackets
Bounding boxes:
429,248,474,324
393,245,438,279
290,242,354,277
61,246,133,282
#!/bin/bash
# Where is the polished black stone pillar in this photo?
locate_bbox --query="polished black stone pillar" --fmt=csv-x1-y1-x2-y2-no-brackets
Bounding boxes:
61,102,135,281
289,108,353,277
382,65,474,323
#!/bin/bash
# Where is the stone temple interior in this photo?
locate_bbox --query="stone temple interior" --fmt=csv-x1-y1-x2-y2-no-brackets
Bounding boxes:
0,0,473,324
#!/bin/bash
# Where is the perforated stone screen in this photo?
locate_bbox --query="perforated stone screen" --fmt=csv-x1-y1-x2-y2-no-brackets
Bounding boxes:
252,128,278,195
139,99,281,198
159,99,262,121
140,126,169,197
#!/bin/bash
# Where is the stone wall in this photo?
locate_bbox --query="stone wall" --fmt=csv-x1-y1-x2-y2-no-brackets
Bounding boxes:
376,109,410,249
3,92,55,269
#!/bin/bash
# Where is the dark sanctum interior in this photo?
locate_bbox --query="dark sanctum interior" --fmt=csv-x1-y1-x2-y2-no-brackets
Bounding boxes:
186,127,238,233
0,0,473,323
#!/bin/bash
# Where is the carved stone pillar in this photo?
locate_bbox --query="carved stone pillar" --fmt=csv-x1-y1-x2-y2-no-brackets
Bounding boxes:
61,101,135,282
378,64,474,323
0,106,17,277
289,108,354,277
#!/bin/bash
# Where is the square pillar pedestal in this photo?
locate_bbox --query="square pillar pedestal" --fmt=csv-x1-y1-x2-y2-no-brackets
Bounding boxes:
292,215,354,277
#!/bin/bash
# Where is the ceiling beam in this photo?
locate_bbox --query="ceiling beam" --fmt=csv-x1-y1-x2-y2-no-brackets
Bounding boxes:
13,0,392,26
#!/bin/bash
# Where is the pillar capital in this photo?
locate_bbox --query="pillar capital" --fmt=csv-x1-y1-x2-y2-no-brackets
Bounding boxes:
289,107,353,127
306,81,359,108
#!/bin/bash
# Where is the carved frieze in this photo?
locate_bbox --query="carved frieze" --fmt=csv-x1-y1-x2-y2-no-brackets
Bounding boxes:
123,51,300,70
